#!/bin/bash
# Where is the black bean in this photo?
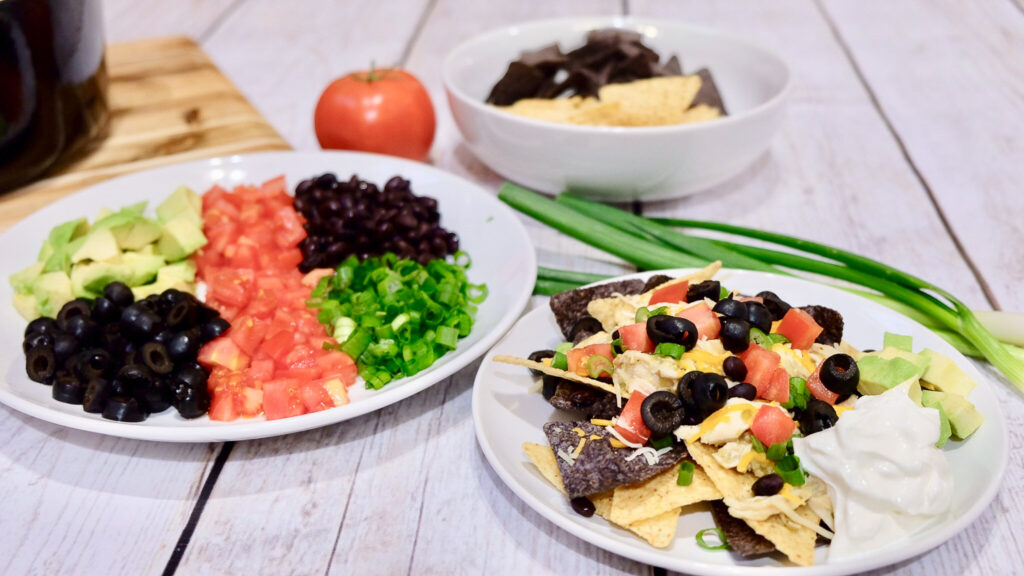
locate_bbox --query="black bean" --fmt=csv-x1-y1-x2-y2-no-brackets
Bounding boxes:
728,383,758,401
570,496,596,517
753,474,784,496
723,356,747,382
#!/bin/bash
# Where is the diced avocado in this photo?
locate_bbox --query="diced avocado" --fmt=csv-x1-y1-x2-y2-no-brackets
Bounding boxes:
33,272,74,317
93,208,164,250
37,240,54,263
119,253,166,285
157,186,202,225
43,235,87,273
94,208,114,221
70,262,120,298
876,346,931,374
71,227,121,264
921,390,983,440
9,261,44,293
857,354,927,396
158,260,196,284
920,348,977,397
124,201,148,216
47,217,89,251
921,400,952,448
157,214,206,261
883,332,913,352
132,277,193,300
137,244,157,256
12,293,39,320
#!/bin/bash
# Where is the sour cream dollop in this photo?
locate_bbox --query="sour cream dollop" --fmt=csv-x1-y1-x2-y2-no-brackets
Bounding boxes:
792,382,952,560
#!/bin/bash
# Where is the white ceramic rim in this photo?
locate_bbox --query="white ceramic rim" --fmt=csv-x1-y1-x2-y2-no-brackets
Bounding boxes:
472,268,1008,575
442,15,793,135
0,151,537,442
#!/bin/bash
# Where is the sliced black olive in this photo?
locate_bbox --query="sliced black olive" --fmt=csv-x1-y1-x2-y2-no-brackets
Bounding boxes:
756,291,792,321
52,333,80,364
570,496,596,517
76,349,112,380
57,298,92,328
799,399,838,435
159,288,191,309
26,346,57,384
691,373,728,416
541,374,560,400
198,303,222,323
153,329,175,345
125,308,163,341
820,354,859,396
200,317,231,343
569,316,604,342
25,317,59,339
102,396,147,422
65,315,100,344
719,318,751,353
166,330,201,363
118,363,155,388
103,281,135,307
173,385,210,419
712,298,747,320
752,474,784,496
646,315,698,350
527,349,556,377
640,390,684,435
83,378,113,413
52,374,85,404
687,280,721,303
138,378,173,413
723,356,747,382
173,366,208,390
91,297,120,325
22,331,53,354
166,299,198,329
745,302,773,334
140,342,174,375
727,382,757,401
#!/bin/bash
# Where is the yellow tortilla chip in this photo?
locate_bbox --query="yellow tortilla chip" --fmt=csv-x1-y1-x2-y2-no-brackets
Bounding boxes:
609,463,721,525
523,443,681,548
495,355,616,395
686,440,817,567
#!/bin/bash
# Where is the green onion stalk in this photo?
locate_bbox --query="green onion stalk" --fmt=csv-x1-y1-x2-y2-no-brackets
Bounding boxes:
499,183,1024,393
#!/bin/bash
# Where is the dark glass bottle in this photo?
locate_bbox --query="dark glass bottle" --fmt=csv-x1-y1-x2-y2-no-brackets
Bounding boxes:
0,0,109,192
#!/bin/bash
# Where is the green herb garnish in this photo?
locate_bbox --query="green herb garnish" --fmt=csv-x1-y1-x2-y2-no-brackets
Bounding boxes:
677,461,695,486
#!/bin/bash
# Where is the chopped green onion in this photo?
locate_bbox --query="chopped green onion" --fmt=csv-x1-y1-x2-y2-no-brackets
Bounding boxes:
767,333,790,345
677,461,695,486
750,436,765,454
775,455,806,486
695,528,729,550
332,316,357,342
551,352,568,371
765,441,789,461
555,342,573,353
611,338,624,355
719,286,731,300
651,435,674,450
783,377,810,411
654,342,686,359
749,327,773,348
537,266,610,286
635,305,669,323
586,355,613,379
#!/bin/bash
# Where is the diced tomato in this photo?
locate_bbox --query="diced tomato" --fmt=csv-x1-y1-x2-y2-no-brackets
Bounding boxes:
207,268,253,308
776,308,824,350
238,388,264,418
260,249,303,271
739,344,781,398
228,315,269,356
750,405,796,447
613,390,652,445
248,359,275,383
676,303,721,340
649,281,689,305
284,344,318,370
761,367,791,404
262,379,305,420
565,343,615,377
260,175,288,198
806,362,840,404
274,206,306,248
208,391,239,421
278,367,322,381
198,338,251,371
318,376,351,406
244,288,279,318
619,322,655,353
316,350,356,377
262,330,296,365
299,383,333,413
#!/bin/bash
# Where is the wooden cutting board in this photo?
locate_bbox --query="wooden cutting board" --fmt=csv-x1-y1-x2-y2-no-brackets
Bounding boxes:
0,36,291,232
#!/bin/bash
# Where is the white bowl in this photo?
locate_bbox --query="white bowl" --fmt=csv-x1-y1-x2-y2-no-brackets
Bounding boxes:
443,17,791,201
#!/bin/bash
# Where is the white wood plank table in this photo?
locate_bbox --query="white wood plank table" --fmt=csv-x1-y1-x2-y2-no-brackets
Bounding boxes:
1,0,1021,574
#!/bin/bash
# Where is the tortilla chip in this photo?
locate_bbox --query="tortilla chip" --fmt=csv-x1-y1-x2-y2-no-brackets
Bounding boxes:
549,279,646,340
800,305,844,345
710,500,776,557
545,421,686,498
493,355,617,395
597,76,702,126
523,442,680,548
690,68,727,114
686,440,817,567
609,460,721,525
547,380,621,420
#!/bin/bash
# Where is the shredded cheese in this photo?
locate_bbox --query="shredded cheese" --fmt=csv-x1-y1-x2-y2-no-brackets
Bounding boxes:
589,434,601,441
572,437,586,456
779,484,805,507
590,419,614,427
737,450,769,473
834,405,853,418
778,505,835,540
687,403,759,443
609,438,628,449
557,449,577,465
572,427,586,437
605,425,644,448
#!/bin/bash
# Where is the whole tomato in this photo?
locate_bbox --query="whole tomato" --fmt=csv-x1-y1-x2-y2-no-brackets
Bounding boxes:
314,68,436,161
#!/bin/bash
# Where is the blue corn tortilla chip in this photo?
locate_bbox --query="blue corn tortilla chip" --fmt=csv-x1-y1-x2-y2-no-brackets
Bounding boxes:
799,305,844,345
544,421,687,498
549,279,646,340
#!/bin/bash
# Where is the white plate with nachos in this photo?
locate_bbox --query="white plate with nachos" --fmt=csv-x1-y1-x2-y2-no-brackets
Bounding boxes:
472,267,1007,574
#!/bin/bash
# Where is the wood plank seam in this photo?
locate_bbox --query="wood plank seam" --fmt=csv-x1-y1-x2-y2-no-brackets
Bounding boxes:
397,0,442,67
813,0,1002,311
198,0,251,43
162,442,236,576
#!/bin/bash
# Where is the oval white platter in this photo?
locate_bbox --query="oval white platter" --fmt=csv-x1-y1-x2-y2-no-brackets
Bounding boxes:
473,268,1007,575
0,151,536,442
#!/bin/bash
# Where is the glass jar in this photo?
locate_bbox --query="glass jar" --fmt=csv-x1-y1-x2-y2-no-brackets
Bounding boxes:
0,0,109,192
